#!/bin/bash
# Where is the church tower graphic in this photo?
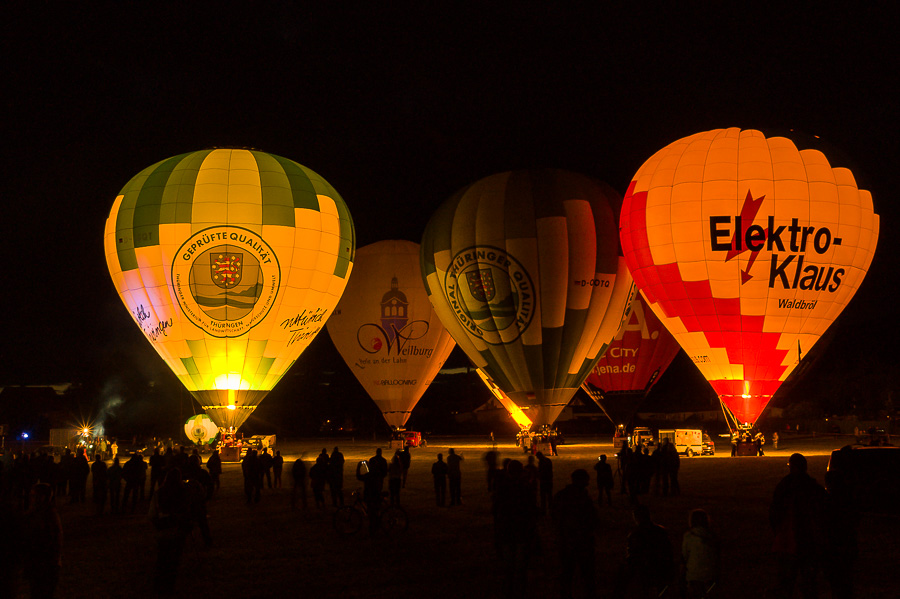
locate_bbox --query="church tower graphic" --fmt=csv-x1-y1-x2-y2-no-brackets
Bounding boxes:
380,276,408,344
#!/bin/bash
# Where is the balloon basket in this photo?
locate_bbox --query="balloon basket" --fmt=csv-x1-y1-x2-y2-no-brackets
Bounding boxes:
734,441,759,457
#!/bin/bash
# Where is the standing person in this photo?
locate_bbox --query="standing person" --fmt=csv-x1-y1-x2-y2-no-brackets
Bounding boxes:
769,453,827,599
148,448,165,499
206,449,222,494
134,451,148,502
72,448,90,504
91,453,108,516
824,446,860,599
122,452,144,513
594,454,613,506
327,447,344,507
681,509,720,599
309,458,327,509
388,452,403,506
616,504,675,596
484,447,499,492
552,469,599,599
447,448,464,506
537,451,553,514
773,431,780,450
148,469,192,596
755,431,766,456
368,448,387,492
272,450,284,489
22,483,62,599
522,455,538,505
108,456,123,514
617,441,632,495
259,448,274,489
431,453,448,506
399,444,411,488
356,460,383,534
241,449,261,505
493,460,538,599
662,440,681,497
291,455,308,510
57,448,72,499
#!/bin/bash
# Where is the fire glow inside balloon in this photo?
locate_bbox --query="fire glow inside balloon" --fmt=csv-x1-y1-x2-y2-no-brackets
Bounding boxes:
105,149,355,430
619,128,879,426
581,294,681,427
326,240,456,430
421,170,635,427
184,414,219,445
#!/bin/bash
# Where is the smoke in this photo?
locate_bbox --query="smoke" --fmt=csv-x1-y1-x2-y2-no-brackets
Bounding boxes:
94,381,125,437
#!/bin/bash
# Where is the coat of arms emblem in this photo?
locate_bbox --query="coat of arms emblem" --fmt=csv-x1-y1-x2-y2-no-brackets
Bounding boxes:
466,268,495,302
211,253,242,289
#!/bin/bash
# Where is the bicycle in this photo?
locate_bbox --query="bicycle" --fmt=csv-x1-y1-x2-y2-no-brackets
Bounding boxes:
333,489,408,535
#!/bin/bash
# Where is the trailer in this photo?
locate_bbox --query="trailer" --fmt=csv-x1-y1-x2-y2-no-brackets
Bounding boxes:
658,429,706,457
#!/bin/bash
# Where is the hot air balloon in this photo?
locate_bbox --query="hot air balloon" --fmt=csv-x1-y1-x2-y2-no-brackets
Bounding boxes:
421,169,635,427
184,414,219,445
326,240,456,430
105,149,355,431
581,294,681,428
619,128,879,429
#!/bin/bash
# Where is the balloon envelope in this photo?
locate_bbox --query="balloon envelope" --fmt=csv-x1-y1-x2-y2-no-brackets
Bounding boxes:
105,149,355,430
421,169,635,427
619,128,879,425
581,294,681,426
326,240,456,429
184,414,219,445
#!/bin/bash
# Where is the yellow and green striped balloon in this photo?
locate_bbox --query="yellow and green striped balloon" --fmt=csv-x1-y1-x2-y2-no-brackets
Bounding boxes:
104,149,355,430
421,170,635,427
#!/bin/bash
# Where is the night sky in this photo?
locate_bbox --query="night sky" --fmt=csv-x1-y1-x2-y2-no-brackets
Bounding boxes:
2,5,898,429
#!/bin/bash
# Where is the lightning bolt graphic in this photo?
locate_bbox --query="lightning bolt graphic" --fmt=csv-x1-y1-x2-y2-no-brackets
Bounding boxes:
725,190,766,284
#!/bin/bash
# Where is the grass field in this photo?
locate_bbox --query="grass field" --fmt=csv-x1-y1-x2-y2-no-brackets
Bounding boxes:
14,434,900,598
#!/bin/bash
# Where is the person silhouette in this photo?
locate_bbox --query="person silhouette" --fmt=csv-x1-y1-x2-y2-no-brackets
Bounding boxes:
769,453,827,598
594,454,613,506
291,455,308,510
91,453,108,515
537,452,553,514
552,469,598,599
447,448,464,506
328,447,344,507
431,453,448,506
22,483,62,599
681,509,719,598
616,503,674,596
493,460,538,599
107,455,123,514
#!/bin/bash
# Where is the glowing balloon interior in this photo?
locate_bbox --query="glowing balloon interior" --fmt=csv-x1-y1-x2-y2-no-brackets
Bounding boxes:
184,414,219,445
581,294,681,426
105,149,355,430
326,240,456,430
422,169,635,427
620,128,879,425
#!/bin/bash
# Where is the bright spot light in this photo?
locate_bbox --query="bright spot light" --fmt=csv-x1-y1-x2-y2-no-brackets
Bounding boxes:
21,432,29,439
214,374,250,390
227,405,236,411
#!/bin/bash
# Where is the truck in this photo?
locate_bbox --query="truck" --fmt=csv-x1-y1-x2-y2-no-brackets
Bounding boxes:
49,428,80,452
658,429,714,457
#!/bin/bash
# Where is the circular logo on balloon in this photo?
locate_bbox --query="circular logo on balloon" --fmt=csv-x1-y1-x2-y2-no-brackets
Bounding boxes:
442,246,535,344
172,226,281,337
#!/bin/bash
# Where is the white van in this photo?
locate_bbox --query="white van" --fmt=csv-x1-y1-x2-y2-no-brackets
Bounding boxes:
658,429,704,457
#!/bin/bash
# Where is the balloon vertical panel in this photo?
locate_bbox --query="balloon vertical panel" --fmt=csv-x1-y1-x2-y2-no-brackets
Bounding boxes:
326,240,456,430
422,169,634,427
620,128,879,425
105,149,355,430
